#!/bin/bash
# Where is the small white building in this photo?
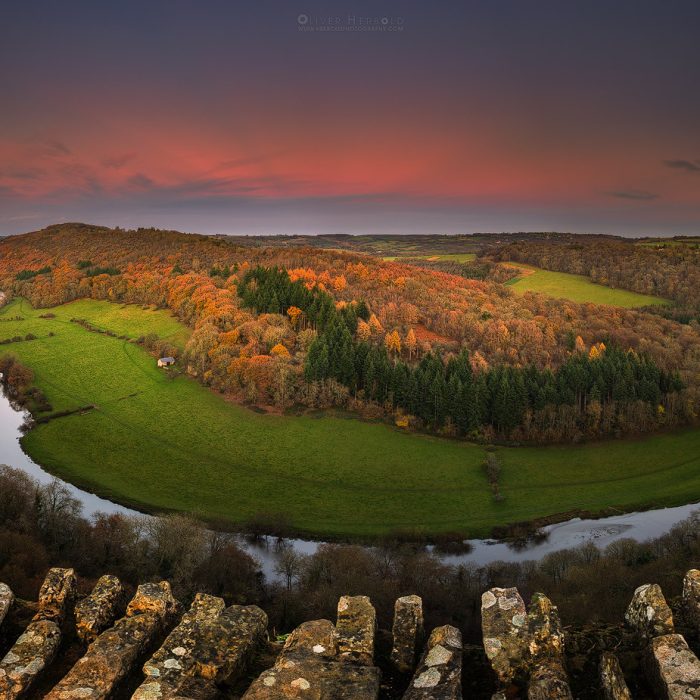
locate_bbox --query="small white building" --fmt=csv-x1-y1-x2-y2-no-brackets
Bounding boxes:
157,356,176,368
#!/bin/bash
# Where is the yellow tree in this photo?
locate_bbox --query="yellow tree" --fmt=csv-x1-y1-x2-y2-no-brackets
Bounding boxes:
356,319,371,342
270,343,290,358
385,330,401,358
368,313,384,337
405,327,417,360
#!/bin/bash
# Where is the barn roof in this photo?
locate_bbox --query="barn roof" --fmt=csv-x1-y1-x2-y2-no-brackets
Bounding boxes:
159,357,175,362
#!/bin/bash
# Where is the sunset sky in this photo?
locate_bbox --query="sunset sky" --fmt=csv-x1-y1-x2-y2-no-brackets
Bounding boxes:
1,0,699,236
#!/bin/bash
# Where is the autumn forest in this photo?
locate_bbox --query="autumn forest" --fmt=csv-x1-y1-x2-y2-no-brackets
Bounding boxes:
1,224,699,445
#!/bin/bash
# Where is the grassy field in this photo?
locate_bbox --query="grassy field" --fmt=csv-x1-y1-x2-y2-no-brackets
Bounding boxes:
383,253,476,263
2,298,699,538
503,263,670,307
636,239,700,249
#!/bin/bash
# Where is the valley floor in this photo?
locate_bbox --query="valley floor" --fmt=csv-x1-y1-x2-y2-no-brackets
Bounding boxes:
1,298,699,538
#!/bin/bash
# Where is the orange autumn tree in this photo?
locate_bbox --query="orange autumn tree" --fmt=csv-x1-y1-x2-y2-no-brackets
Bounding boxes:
270,343,291,358
286,306,302,328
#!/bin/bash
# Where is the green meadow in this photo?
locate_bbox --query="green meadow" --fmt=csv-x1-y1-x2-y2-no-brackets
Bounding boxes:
1,298,698,538
504,263,670,307
383,253,477,263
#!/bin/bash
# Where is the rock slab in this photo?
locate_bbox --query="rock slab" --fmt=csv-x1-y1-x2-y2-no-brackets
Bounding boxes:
402,625,462,700
391,595,424,674
133,593,268,700
527,658,573,700
0,584,13,629
682,569,700,632
45,581,178,700
243,617,380,699
648,634,700,700
599,651,632,700
75,574,124,643
336,596,376,666
481,587,529,686
0,568,76,700
625,583,674,640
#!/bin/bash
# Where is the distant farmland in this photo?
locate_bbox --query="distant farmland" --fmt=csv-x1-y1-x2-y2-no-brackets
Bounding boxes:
503,263,670,307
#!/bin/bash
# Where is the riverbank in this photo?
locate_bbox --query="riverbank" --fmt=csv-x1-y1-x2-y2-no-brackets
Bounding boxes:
3,389,700,587
3,297,700,540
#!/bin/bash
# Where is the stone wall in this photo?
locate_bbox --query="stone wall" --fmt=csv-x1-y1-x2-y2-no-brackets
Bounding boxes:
0,568,699,698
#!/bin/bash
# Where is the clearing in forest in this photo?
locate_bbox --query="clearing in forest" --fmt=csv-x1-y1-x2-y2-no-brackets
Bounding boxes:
503,263,670,307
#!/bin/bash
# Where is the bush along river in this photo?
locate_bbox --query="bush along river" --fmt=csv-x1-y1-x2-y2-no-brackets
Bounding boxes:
1,389,698,581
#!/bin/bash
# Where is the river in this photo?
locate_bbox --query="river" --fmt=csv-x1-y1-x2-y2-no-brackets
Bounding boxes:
1,391,698,579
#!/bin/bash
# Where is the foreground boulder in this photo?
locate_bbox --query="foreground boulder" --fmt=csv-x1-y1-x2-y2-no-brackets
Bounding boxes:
75,574,124,644
0,568,76,700
336,595,376,666
527,593,565,662
45,581,179,700
682,569,700,631
647,633,700,699
481,587,529,686
527,658,573,700
0,584,13,629
391,595,424,674
625,583,674,640
402,625,462,699
526,594,572,699
243,617,380,699
133,593,268,700
599,652,632,700
482,588,573,695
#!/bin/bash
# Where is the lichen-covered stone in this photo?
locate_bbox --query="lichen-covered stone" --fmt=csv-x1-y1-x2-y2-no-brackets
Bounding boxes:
390,595,424,674
599,652,632,700
35,567,77,624
243,617,380,699
133,593,268,700
525,593,572,698
402,625,462,699
527,658,573,699
0,569,76,699
682,569,700,632
0,584,13,629
44,581,179,700
527,593,565,663
625,583,674,640
336,596,376,666
75,574,124,644
648,633,700,699
282,619,338,661
0,620,61,700
481,587,529,686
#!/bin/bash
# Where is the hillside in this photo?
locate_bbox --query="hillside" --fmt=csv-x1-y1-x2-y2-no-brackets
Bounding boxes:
1,224,697,446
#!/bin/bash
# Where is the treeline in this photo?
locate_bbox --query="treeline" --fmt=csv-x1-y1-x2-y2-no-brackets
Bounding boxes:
309,338,681,440
0,355,52,412
491,240,700,317
400,257,516,284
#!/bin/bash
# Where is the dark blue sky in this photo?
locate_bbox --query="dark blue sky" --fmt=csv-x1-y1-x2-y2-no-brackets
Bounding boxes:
1,0,699,235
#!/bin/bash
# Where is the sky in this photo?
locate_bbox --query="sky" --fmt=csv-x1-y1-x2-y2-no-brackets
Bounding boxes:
1,0,699,237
